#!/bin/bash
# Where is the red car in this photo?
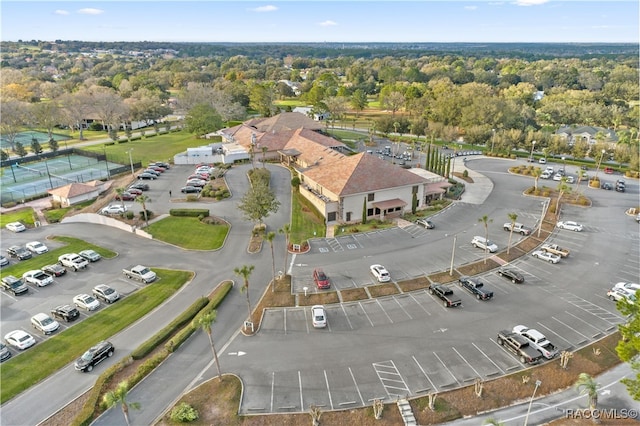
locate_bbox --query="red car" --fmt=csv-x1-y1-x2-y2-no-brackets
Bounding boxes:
313,269,330,289
115,192,137,201
604,167,614,174
126,188,143,195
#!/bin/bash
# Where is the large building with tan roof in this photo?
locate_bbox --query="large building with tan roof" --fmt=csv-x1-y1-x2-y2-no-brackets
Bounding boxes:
220,112,450,224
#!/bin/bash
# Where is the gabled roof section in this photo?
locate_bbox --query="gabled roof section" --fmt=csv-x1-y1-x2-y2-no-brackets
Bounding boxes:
47,182,100,198
284,128,345,166
250,112,323,133
304,153,428,196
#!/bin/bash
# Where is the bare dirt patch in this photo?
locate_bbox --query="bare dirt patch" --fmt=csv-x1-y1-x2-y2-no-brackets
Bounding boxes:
368,283,400,298
398,276,431,292
298,291,340,306
339,288,369,302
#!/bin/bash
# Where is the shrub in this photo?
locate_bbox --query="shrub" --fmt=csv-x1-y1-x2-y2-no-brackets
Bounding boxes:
125,211,134,220
139,210,154,219
462,169,469,178
170,208,210,217
170,402,199,423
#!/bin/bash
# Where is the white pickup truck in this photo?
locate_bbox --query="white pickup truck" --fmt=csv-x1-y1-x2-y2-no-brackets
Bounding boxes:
122,265,157,283
58,253,89,271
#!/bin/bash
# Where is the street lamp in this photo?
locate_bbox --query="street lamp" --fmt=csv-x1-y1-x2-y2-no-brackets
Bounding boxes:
529,140,536,162
491,128,496,153
128,149,135,176
561,156,566,174
524,380,542,426
593,149,606,182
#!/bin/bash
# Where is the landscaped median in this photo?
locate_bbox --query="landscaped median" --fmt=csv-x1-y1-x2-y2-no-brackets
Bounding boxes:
0,268,193,404
146,209,229,250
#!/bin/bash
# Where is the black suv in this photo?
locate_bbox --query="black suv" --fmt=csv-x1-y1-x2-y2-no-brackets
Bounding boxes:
7,245,32,260
75,341,114,372
50,305,80,322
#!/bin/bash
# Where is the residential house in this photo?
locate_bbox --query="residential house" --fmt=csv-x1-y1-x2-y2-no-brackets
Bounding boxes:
48,180,109,207
556,126,618,147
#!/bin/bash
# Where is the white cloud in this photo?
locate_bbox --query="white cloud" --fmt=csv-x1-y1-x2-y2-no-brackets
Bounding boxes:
54,10,70,16
250,5,278,13
464,5,478,10
513,0,549,6
318,20,338,27
77,8,105,15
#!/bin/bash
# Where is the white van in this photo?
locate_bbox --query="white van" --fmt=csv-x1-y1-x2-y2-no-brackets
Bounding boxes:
471,236,498,253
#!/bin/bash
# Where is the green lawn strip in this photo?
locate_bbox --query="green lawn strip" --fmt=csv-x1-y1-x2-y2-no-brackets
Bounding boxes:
0,236,116,279
146,216,229,250
82,130,202,165
0,269,192,403
290,190,325,245
0,208,36,227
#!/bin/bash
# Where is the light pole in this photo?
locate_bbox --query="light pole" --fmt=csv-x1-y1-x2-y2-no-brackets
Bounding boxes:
529,140,536,162
561,156,566,174
593,149,606,182
524,380,542,426
537,199,549,238
491,128,496,153
449,234,457,275
128,149,134,176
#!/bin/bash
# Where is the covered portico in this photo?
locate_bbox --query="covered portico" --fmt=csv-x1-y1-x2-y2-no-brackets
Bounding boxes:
371,198,407,220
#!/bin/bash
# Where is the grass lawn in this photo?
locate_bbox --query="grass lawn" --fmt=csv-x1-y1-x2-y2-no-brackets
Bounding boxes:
0,207,36,227
0,268,193,403
82,130,205,165
0,236,117,279
290,189,325,244
146,216,229,250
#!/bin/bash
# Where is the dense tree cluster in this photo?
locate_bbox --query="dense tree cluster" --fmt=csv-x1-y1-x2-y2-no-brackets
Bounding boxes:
0,41,638,166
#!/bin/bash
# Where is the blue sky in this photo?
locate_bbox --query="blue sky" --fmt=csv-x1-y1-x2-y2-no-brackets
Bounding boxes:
1,1,638,43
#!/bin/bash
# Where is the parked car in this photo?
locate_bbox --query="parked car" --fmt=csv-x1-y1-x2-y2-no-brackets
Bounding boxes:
512,325,559,359
607,287,636,303
5,222,26,232
42,264,66,277
1,275,29,295
1,343,11,362
25,241,49,254
114,192,137,201
101,204,127,215
416,218,435,229
125,187,143,195
556,221,583,232
23,270,54,287
92,284,120,304
137,172,157,180
31,313,60,334
75,340,114,372
79,249,101,262
601,182,613,190
313,269,330,289
370,264,391,282
128,182,149,191
7,245,32,260
73,294,100,311
148,165,165,173
604,167,614,174
566,176,575,184
5,330,36,350
471,236,498,253
311,305,327,328
181,186,202,194
185,179,207,187
497,267,525,283
0,255,8,267
150,161,170,169
187,174,208,181
538,158,546,164
50,304,80,322
58,253,89,270
531,250,561,264
142,169,161,176
540,171,551,179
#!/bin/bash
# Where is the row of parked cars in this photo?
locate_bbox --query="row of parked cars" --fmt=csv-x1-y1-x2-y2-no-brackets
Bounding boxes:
181,164,218,193
136,161,171,181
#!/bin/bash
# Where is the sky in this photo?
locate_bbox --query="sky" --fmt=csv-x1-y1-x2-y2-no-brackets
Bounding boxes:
1,1,638,44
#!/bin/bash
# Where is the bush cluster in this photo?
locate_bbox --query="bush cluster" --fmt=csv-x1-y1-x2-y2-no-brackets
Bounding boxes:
170,402,199,423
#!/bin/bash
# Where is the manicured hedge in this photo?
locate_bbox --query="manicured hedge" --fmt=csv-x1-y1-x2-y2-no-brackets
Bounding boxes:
169,208,210,217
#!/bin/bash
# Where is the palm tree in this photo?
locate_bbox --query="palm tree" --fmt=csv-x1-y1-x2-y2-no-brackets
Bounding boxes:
193,311,222,381
555,178,571,219
507,212,518,255
115,187,127,209
478,215,493,264
279,223,291,276
531,167,542,191
265,231,277,292
575,373,599,421
135,194,151,227
234,265,255,326
102,380,140,426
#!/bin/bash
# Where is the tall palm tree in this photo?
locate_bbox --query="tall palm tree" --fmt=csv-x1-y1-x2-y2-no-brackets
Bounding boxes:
135,194,151,227
193,311,222,381
507,212,518,255
102,380,140,426
575,373,599,420
478,215,493,264
115,187,127,209
265,231,276,292
531,167,542,191
279,223,291,276
234,265,255,324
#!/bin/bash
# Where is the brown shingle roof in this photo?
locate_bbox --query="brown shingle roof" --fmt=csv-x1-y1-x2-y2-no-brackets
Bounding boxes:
249,112,323,133
303,153,428,196
47,182,98,198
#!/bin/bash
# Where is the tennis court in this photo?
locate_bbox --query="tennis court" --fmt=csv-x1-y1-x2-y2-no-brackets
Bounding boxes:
0,131,71,151
1,152,128,204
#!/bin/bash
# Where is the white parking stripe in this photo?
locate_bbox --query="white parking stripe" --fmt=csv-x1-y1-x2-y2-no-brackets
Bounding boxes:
472,342,505,375
452,347,483,379
432,351,460,386
551,316,590,344
392,296,413,320
357,301,375,327
375,299,394,323
324,370,334,410
339,304,354,330
298,371,304,411
535,322,575,348
283,308,287,334
412,355,437,393
563,311,604,337
270,372,275,412
348,367,365,406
